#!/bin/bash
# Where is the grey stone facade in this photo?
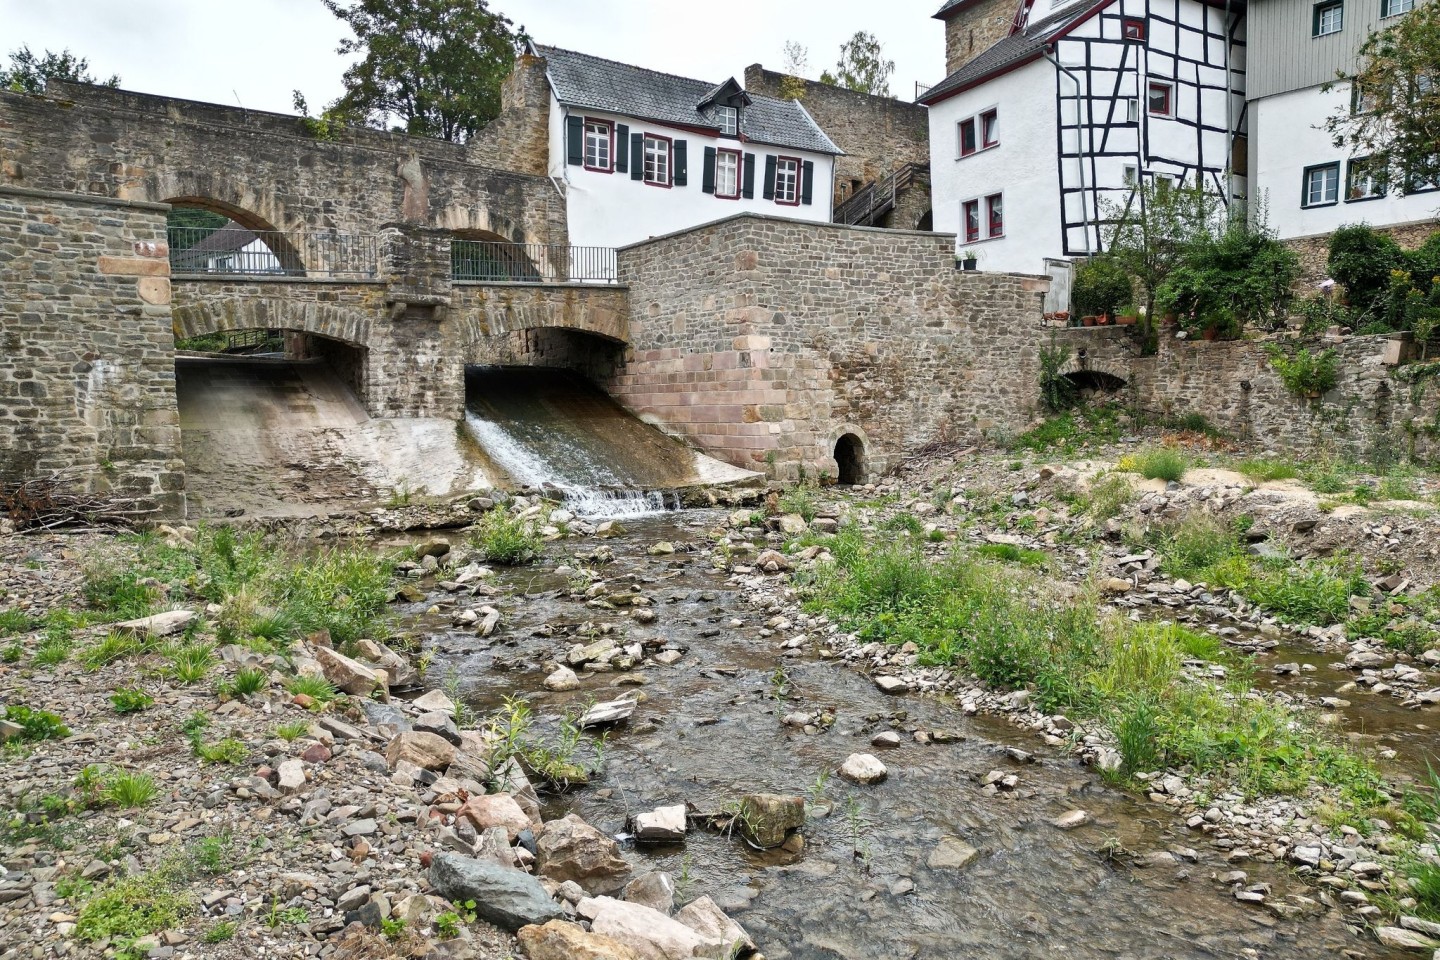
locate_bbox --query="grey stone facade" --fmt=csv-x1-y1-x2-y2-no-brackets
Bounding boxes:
0,186,185,514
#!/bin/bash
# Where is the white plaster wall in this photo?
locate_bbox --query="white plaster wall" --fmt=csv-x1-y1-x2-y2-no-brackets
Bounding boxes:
547,93,567,181
926,58,1062,274
555,107,835,252
1255,85,1440,241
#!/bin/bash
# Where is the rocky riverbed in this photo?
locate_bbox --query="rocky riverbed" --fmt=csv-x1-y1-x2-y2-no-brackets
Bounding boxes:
3,437,1440,959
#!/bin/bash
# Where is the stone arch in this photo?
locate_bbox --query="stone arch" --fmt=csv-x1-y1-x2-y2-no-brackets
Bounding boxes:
170,294,372,351
452,285,629,356
834,433,866,485
916,209,934,232
163,193,307,275
1057,356,1131,386
450,227,542,282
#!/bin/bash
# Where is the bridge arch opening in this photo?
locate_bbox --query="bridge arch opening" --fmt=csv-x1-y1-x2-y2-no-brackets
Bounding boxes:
451,228,542,283
835,433,866,485
1062,369,1128,397
166,200,303,276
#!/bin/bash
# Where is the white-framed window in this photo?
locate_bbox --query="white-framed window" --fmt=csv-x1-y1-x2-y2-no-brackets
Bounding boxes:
957,107,1000,158
715,148,740,199
1347,156,1385,200
583,118,612,172
1303,162,1341,206
774,156,800,205
961,193,1004,242
1382,0,1413,17
1314,0,1343,36
643,134,671,187
716,105,739,136
1148,81,1173,117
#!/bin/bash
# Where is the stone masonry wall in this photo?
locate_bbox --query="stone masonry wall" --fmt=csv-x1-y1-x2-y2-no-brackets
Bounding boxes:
942,0,1022,77
0,186,185,514
1286,219,1440,288
612,214,1048,481
743,65,930,210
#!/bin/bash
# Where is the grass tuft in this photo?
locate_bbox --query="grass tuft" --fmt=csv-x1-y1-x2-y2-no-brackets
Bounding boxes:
469,508,541,565
1129,447,1187,483
283,674,338,703
109,687,155,714
1238,458,1298,483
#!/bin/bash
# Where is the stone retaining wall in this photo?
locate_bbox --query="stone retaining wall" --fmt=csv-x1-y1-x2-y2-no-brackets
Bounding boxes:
613,214,1049,480
0,187,185,514
1286,219,1440,288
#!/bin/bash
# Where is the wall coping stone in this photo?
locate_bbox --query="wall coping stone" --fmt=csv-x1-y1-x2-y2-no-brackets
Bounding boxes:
452,281,629,291
615,211,959,252
0,183,171,212
171,276,388,286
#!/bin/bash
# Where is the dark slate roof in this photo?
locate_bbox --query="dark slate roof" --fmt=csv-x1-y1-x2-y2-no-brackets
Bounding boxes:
533,44,842,156
918,1,1104,104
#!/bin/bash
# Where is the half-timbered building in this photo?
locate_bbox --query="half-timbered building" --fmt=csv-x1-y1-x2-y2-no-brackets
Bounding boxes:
920,0,1247,275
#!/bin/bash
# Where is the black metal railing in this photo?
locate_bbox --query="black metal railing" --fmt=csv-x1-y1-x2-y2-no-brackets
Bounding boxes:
167,226,378,279
450,240,617,284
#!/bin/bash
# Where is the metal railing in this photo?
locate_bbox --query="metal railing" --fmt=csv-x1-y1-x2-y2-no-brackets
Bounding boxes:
833,162,920,227
451,240,617,284
167,226,379,279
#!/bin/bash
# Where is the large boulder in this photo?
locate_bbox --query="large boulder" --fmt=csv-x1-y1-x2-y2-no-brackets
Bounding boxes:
457,793,531,842
537,814,631,895
517,920,642,960
584,897,716,960
314,646,382,695
735,794,805,849
622,872,676,915
385,731,455,772
428,853,563,931
673,895,753,957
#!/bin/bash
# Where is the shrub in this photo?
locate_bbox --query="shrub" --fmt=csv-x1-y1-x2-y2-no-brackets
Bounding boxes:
1038,339,1077,413
0,609,31,635
192,737,248,764
779,484,820,522
82,631,146,670
33,629,74,667
1131,448,1187,482
469,508,541,565
1265,345,1340,398
202,921,238,944
109,687,154,714
975,543,1048,566
274,719,312,742
1078,472,1135,521
1072,255,1133,318
1329,224,1404,317
1157,221,1300,335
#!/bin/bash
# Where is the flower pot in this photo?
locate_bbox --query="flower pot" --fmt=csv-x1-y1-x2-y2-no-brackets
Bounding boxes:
962,258,978,271
1096,314,1111,326
1082,315,1097,327
1202,325,1220,341
1116,314,1138,326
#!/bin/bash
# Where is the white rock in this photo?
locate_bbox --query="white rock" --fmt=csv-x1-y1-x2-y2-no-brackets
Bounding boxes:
927,837,979,870
411,689,455,715
633,805,687,843
276,759,306,793
544,666,581,691
115,609,195,638
838,753,887,785
585,896,717,960
1052,810,1089,830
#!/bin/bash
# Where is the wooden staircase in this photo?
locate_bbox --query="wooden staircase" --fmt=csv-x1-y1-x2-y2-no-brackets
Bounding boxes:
833,163,920,227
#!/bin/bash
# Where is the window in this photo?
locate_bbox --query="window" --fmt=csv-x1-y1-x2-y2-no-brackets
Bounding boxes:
1148,81,1173,117
716,105,739,136
1303,162,1340,206
715,148,740,199
1382,0,1413,17
583,118,612,172
963,199,981,243
959,118,977,157
774,156,800,205
1314,0,1343,36
643,134,671,187
1126,98,1139,122
985,193,1004,238
1123,17,1145,40
1347,157,1385,200
1123,164,1138,184
1351,82,1376,114
958,108,999,158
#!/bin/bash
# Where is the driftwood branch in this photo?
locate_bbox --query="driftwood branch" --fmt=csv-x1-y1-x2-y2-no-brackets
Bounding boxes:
1,474,155,532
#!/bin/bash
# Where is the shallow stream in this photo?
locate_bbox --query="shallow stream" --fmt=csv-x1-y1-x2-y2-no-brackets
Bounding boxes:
398,512,1415,960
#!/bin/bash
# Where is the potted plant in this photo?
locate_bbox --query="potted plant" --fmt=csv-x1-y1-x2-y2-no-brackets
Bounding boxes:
960,249,979,271
1115,304,1139,326
1082,315,1097,327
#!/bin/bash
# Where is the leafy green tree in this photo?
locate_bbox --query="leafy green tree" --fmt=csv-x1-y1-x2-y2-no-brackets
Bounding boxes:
778,40,809,100
1,46,118,93
820,31,895,96
319,0,526,143
1325,1,1440,194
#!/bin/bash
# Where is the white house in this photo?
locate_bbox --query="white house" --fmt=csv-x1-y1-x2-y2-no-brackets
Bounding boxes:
919,0,1247,275
1247,0,1438,243
533,43,842,254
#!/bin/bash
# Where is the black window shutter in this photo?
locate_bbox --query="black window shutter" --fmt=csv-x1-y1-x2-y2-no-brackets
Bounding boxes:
674,140,688,186
801,161,815,205
742,153,756,199
631,132,644,181
616,124,629,173
702,147,717,194
566,116,584,166
763,155,777,201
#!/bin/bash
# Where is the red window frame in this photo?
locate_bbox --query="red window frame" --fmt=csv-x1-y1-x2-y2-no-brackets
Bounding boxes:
980,109,999,148
959,118,977,157
774,155,801,206
642,132,673,188
1148,81,1173,117
715,148,742,200
986,193,1004,238
582,117,614,173
963,199,980,243
1123,17,1145,40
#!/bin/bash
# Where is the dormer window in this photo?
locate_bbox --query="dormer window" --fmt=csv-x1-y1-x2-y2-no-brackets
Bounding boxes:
717,105,739,136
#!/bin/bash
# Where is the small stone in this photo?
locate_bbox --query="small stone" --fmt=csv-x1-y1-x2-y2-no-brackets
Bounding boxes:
871,731,903,749
385,731,456,772
632,805,687,843
545,666,582,691
276,759,305,793
927,837,979,870
1375,926,1440,951
838,753,887,785
1052,810,1089,830
873,676,909,695
412,689,456,715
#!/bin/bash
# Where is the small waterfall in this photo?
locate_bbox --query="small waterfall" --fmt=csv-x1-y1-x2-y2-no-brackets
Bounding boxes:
464,413,679,519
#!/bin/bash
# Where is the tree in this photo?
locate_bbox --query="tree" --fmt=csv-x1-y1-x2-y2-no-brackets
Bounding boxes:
1324,1,1440,194
819,31,895,96
778,40,809,100
319,0,526,143
1,46,118,93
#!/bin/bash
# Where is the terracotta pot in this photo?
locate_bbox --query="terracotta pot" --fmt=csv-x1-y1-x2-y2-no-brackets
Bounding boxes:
1116,315,1138,326
1054,311,1070,321
1082,315,1097,327
1202,325,1220,341
1097,314,1111,325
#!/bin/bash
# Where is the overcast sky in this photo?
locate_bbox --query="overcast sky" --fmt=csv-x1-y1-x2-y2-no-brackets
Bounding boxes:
0,1,947,116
